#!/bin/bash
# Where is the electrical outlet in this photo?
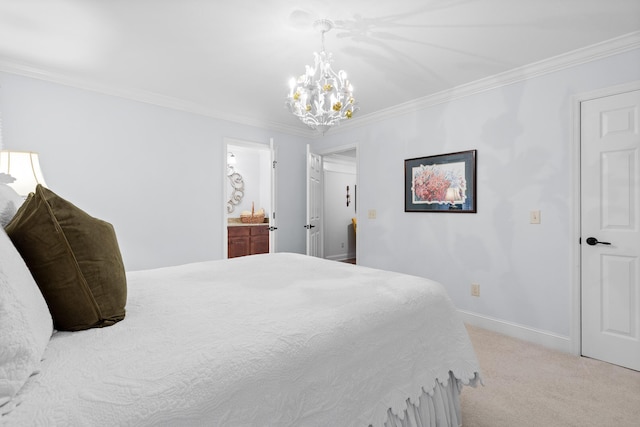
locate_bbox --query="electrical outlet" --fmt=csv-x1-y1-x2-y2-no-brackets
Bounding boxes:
368,209,377,219
471,283,480,297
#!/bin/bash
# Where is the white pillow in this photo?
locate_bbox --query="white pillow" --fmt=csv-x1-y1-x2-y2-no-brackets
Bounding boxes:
0,183,24,227
0,227,53,415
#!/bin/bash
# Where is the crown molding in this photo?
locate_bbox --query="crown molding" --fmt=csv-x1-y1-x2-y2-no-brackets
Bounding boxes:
336,31,640,134
0,59,315,138
1,31,638,139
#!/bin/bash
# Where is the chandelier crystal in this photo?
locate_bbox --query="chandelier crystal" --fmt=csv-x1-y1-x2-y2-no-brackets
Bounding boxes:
286,19,358,133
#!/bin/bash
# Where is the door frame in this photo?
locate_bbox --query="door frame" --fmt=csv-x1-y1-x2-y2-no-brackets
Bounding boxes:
222,137,274,258
305,144,323,257
570,80,640,356
316,143,359,262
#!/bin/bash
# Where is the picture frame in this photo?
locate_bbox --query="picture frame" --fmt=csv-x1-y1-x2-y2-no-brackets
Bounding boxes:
404,150,477,213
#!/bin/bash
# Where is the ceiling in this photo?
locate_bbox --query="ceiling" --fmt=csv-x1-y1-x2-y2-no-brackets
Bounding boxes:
1,0,639,136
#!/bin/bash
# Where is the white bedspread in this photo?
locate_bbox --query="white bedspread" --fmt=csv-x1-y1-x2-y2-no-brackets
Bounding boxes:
5,253,480,426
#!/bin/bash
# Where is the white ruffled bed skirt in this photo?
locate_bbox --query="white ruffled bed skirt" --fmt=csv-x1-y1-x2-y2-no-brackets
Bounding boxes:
382,371,475,427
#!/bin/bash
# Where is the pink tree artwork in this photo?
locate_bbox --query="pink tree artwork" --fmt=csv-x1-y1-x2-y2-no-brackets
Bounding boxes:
411,162,467,204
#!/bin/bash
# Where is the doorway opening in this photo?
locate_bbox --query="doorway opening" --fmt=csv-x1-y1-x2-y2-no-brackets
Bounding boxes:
320,146,358,264
223,138,273,259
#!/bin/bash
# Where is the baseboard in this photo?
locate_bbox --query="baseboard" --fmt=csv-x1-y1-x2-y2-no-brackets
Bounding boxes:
325,252,356,262
458,310,575,354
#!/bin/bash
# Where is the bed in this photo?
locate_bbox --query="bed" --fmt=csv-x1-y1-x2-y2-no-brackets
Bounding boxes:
1,183,481,427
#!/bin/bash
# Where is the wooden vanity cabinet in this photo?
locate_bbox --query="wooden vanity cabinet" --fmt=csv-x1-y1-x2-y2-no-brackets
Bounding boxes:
228,225,269,258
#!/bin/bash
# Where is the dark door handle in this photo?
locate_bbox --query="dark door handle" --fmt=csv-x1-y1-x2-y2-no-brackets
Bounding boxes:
586,237,611,246
268,226,278,231
304,224,316,229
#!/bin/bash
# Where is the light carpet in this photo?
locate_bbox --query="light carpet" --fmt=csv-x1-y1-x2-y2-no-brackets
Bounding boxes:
460,324,640,427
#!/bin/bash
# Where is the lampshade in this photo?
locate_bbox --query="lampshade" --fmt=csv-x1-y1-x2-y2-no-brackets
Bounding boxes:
0,150,47,196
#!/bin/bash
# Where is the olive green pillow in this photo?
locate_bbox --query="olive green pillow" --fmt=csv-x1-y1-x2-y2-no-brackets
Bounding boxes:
5,185,126,331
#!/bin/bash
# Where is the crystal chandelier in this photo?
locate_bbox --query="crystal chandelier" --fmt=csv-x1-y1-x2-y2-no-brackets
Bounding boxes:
286,19,358,133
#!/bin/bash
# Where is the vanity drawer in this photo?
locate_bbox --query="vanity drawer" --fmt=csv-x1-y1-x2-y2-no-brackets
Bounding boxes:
250,226,269,237
228,226,250,237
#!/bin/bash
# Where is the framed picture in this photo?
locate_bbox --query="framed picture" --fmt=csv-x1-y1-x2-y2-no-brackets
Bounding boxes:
404,150,477,213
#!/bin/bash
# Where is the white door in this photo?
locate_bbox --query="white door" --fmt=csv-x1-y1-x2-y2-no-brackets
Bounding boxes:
269,138,277,253
306,145,322,257
581,89,640,371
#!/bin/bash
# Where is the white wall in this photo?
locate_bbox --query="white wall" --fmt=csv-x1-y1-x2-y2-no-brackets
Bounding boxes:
313,48,640,343
0,72,310,271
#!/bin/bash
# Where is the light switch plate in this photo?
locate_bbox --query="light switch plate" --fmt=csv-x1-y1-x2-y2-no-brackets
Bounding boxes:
530,210,541,224
471,283,480,297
